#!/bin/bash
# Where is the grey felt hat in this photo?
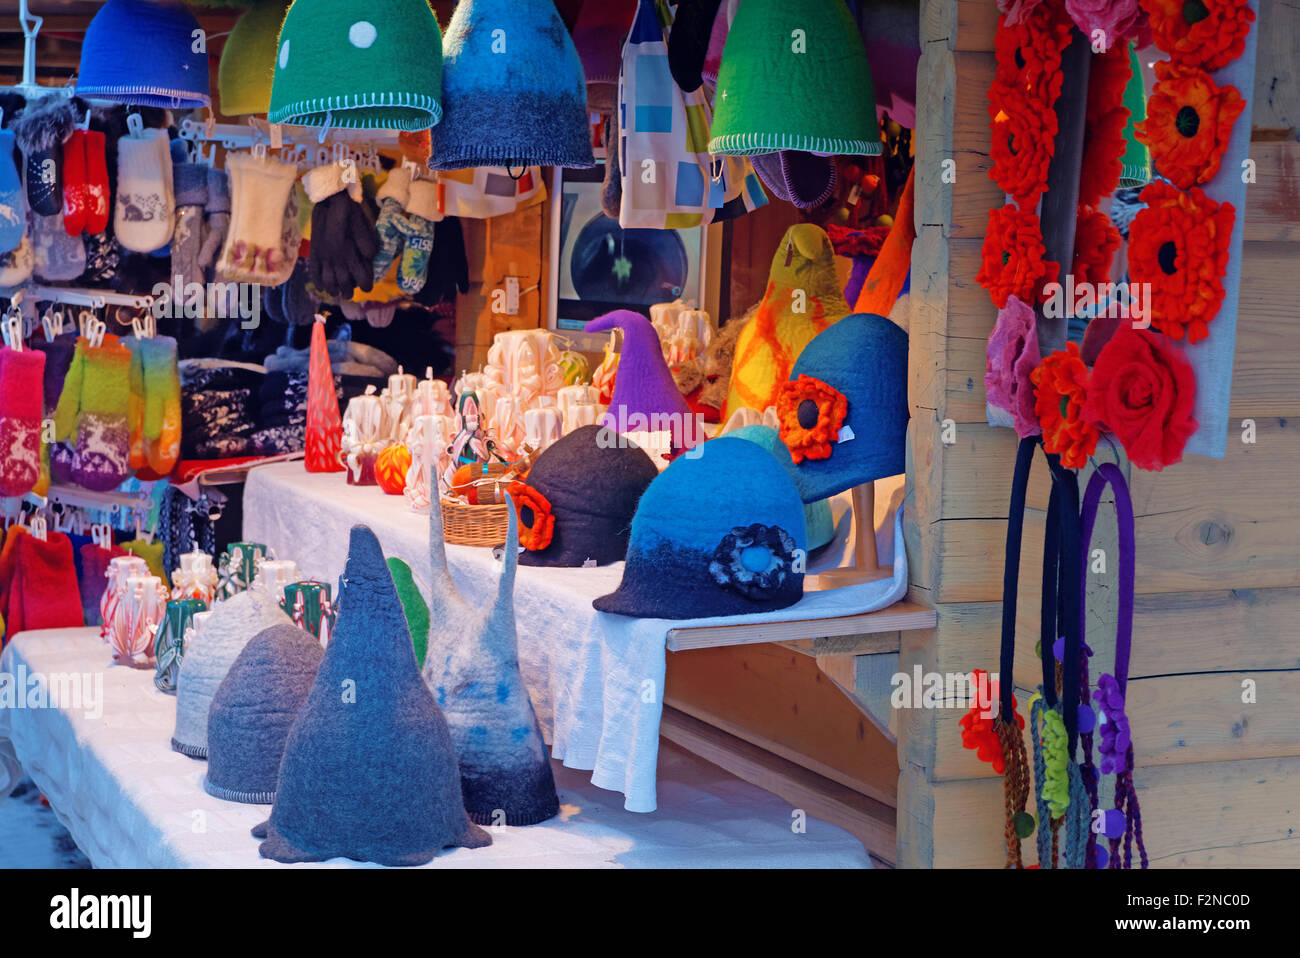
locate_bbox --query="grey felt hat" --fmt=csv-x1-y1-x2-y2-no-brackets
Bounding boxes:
254,525,491,865
171,589,295,759
203,623,323,805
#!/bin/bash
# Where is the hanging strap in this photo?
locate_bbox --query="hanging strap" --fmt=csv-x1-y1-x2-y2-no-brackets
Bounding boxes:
1080,462,1135,695
1046,457,1083,752
999,436,1038,720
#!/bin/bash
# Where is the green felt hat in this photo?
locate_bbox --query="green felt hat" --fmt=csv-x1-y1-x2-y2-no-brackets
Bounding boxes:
218,0,290,117
708,0,880,157
1119,44,1151,189
268,0,443,131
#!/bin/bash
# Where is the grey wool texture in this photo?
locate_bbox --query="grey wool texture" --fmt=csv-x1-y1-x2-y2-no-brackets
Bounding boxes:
171,588,294,758
204,623,323,805
423,472,560,827
254,524,490,865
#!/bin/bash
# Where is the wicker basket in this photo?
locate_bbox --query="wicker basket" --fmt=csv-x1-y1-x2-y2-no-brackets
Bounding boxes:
440,498,511,547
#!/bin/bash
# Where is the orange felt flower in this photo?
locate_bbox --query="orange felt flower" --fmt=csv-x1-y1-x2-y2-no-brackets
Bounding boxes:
1127,181,1235,342
990,5,1074,112
1141,0,1255,71
508,481,555,552
977,203,1061,309
1136,61,1245,189
1071,206,1122,286
959,670,1026,774
1031,343,1100,469
989,85,1058,206
777,375,849,464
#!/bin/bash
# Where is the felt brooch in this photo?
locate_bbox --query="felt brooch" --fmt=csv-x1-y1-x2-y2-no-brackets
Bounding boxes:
508,482,556,552
977,204,1061,309
1127,181,1235,342
1093,673,1133,775
989,86,1059,207
958,670,1025,775
1031,343,1100,469
1135,61,1245,190
776,375,848,463
991,5,1073,110
1141,0,1255,71
984,294,1043,438
1071,207,1123,287
709,523,797,599
1082,326,1198,471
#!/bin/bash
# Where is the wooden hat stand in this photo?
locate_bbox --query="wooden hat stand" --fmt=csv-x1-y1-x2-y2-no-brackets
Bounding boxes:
809,480,893,590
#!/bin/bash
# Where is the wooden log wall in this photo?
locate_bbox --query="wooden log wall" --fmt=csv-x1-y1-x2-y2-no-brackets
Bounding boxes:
900,0,1300,867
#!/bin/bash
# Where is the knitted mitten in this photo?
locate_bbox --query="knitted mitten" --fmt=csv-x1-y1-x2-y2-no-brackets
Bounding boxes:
0,130,25,253
0,235,33,286
308,191,378,298
115,129,175,252
62,130,88,236
197,167,230,273
394,178,439,295
371,166,413,283
140,336,181,475
81,230,120,284
84,130,111,236
127,338,147,469
0,346,46,497
78,540,126,628
53,337,133,491
171,163,209,311
122,537,168,586
217,152,299,284
13,95,78,217
11,532,84,634
30,211,86,281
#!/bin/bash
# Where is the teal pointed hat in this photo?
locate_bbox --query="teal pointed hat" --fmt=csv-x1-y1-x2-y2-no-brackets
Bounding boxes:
1119,43,1151,189
430,0,595,170
268,0,443,131
708,0,880,156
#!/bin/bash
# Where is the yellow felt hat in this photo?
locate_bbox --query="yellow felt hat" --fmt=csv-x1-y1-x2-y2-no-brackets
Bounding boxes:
217,0,290,116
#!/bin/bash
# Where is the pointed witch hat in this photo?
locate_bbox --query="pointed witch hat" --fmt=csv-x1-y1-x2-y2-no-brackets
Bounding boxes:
422,440,560,826
254,524,490,864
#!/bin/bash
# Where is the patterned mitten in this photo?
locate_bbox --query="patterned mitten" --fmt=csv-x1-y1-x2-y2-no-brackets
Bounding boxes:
0,346,46,497
140,336,181,475
114,129,175,252
84,130,111,236
53,337,132,491
371,165,413,283
127,338,147,469
395,178,439,295
13,95,78,217
197,167,230,272
62,130,88,236
0,130,24,253
30,211,86,281
216,152,299,284
171,163,209,311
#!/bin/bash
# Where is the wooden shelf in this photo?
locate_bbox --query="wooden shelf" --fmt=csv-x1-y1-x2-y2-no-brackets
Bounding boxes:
665,599,937,651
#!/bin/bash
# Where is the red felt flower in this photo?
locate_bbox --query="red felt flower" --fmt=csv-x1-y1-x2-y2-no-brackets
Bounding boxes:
777,375,849,464
978,203,1061,309
990,5,1075,111
1127,181,1235,343
1141,0,1255,71
1083,327,1199,470
959,669,1026,774
989,85,1059,207
1136,61,1245,190
508,481,555,552
1071,206,1122,287
1031,343,1100,469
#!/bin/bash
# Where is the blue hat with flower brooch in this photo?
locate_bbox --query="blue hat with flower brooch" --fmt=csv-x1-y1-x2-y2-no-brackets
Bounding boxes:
593,436,807,619
777,313,909,504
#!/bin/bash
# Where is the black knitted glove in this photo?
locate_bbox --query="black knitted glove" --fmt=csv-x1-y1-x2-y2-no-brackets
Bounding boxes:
309,191,380,298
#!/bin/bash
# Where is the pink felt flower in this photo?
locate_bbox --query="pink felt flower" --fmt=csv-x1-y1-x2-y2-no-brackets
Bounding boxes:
1065,0,1151,50
985,295,1043,438
999,0,1045,27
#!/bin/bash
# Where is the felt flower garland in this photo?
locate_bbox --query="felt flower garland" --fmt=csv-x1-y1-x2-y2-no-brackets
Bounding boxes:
978,204,1061,308
1127,181,1235,342
1071,206,1122,287
989,88,1059,207
1031,342,1100,469
777,375,848,463
1135,61,1245,189
1141,0,1255,71
1079,44,1132,207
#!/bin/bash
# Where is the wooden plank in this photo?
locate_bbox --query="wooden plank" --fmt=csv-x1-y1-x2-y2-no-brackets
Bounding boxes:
914,38,957,233
664,600,934,651
955,0,999,52
1252,0,1300,133
664,643,900,806
658,706,896,865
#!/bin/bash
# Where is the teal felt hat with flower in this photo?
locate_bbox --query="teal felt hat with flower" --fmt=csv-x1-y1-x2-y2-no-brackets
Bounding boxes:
268,0,443,131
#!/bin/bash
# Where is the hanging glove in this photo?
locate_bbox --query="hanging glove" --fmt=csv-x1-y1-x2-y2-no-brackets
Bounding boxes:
415,216,469,307
308,191,379,299
197,166,230,272
371,165,413,283
394,177,440,295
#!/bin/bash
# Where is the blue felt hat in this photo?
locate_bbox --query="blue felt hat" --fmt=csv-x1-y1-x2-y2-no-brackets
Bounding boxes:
727,425,836,551
77,0,211,109
430,0,595,170
778,313,908,503
593,437,806,619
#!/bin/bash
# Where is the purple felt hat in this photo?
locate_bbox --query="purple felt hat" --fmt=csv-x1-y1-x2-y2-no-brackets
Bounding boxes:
750,152,838,210
572,0,637,114
585,309,692,435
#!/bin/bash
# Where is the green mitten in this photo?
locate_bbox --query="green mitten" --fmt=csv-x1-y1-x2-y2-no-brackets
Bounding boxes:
387,557,430,668
372,167,413,283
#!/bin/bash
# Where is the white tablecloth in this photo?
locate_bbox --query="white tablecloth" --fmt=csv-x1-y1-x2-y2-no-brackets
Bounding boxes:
243,463,908,812
0,628,869,868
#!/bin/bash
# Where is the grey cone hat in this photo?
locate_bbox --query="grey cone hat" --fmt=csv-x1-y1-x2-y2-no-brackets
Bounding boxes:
204,623,323,805
422,453,560,826
171,589,295,759
254,525,490,865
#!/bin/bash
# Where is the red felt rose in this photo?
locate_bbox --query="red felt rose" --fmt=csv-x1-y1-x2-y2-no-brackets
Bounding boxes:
1082,327,1198,471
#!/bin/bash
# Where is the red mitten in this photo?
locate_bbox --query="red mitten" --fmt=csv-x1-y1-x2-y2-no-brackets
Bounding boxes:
62,130,88,236
84,130,111,236
305,319,344,472
12,532,84,634
0,346,47,497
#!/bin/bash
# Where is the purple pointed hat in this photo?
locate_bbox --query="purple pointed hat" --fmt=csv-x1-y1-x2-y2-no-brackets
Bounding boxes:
586,309,691,432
